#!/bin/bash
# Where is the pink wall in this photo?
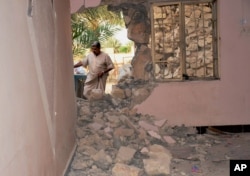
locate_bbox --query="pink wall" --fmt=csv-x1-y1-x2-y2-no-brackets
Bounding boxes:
70,0,250,127
0,0,76,175
0,0,249,175
136,0,250,126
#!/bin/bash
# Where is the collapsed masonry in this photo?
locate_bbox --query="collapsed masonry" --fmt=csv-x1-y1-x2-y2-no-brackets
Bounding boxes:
103,2,215,109
66,97,197,176
66,97,250,176
67,2,249,175
153,3,214,79
109,2,215,82
108,3,153,81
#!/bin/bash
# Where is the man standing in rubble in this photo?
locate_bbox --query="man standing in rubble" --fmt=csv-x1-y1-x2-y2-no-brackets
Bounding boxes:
74,41,114,99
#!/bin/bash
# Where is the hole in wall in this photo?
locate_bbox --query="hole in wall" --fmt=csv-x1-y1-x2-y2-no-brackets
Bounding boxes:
72,5,135,97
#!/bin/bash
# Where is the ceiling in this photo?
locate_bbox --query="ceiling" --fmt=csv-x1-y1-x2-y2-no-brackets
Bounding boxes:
70,0,102,13
70,0,146,13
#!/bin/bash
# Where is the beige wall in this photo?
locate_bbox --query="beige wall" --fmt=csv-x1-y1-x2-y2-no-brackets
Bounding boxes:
0,0,76,175
137,0,250,126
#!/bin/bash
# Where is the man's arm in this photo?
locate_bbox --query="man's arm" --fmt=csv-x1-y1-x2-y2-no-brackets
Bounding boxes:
103,68,113,74
74,61,83,68
98,68,113,77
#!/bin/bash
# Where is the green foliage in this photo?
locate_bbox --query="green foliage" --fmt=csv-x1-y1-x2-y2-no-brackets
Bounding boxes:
118,46,130,53
71,5,124,57
118,41,134,53
102,37,122,53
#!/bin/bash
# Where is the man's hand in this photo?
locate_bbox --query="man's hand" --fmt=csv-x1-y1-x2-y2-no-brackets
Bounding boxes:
98,71,105,77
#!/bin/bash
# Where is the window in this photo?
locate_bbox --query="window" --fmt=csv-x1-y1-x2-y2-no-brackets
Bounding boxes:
151,0,218,81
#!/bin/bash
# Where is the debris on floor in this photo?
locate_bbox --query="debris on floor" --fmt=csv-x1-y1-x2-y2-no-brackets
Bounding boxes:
65,96,250,176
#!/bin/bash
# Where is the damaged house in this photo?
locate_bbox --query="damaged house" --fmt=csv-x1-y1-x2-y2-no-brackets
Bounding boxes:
0,0,249,175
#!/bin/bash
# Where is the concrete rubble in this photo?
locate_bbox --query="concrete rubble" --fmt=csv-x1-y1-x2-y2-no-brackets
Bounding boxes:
66,81,250,176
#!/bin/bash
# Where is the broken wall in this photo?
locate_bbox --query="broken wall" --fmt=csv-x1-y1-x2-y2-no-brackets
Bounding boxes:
105,0,250,126
135,0,250,126
71,0,250,126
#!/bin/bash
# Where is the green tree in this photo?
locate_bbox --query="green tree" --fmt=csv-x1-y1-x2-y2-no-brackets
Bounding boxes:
102,37,122,53
71,5,124,57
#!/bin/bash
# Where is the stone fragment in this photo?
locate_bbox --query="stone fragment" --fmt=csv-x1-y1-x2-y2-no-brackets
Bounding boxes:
147,130,161,140
128,108,138,116
143,144,172,175
94,111,104,118
132,88,150,104
88,122,103,131
139,120,159,132
107,115,121,127
79,106,91,116
124,88,132,98
91,149,113,170
104,126,113,138
75,127,86,138
120,115,139,133
111,97,122,106
77,145,97,156
112,163,143,176
120,107,130,115
111,85,126,99
113,136,122,149
71,159,93,170
89,89,104,100
77,134,101,147
114,127,134,137
163,135,176,144
93,112,105,124
140,147,149,154
115,146,136,164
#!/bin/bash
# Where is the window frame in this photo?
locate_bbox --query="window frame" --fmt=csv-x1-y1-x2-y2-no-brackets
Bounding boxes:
150,0,219,82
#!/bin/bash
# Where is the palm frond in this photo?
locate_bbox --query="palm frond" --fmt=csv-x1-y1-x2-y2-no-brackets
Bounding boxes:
71,5,124,57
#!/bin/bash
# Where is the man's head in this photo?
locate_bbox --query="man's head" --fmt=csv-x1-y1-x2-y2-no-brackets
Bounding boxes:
91,41,101,56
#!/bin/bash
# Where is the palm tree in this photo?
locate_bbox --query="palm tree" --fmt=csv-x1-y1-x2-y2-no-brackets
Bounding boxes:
102,37,122,53
71,5,124,57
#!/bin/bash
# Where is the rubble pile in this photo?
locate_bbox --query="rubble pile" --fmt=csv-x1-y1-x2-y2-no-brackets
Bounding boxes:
65,79,250,176
65,87,250,176
68,95,173,176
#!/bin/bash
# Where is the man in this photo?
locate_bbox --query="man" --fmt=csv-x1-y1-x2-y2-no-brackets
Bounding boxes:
74,41,114,99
